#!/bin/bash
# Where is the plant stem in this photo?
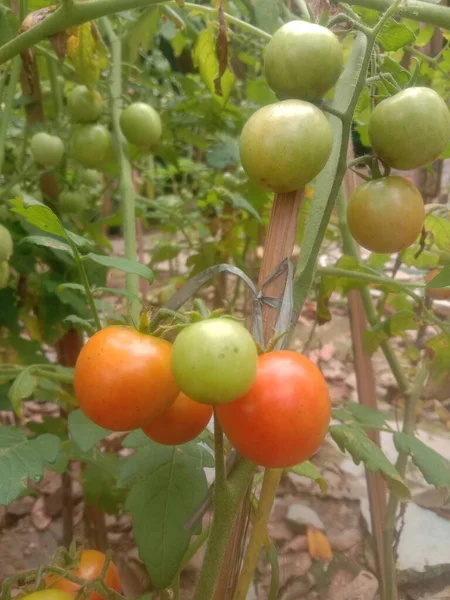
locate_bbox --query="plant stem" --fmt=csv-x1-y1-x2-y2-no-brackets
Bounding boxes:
0,56,21,174
214,410,226,488
382,363,428,600
346,0,450,29
232,468,282,600
102,17,140,324
70,247,102,331
317,266,423,289
47,55,64,122
179,526,211,570
265,540,280,600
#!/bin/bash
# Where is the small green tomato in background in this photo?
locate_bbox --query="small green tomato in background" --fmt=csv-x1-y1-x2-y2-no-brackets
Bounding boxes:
0,261,9,288
264,20,344,101
0,224,13,262
171,318,258,405
120,102,162,149
30,132,64,167
67,85,104,123
80,169,103,186
71,124,112,169
59,190,88,214
239,99,332,192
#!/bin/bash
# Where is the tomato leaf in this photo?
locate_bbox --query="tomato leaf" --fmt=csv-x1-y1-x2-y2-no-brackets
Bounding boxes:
425,333,450,379
329,424,409,498
285,461,328,493
363,310,418,354
378,19,415,51
334,404,389,431
393,433,450,490
83,253,154,282
22,235,74,255
425,214,450,251
400,247,439,269
83,453,126,514
68,409,112,452
8,367,36,418
67,22,108,88
118,436,211,588
254,0,280,33
123,7,160,64
0,428,60,505
10,196,67,240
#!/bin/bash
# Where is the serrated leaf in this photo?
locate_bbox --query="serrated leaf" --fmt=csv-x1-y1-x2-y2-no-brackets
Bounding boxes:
348,403,389,430
118,438,210,588
0,428,61,505
426,265,450,290
123,7,160,63
330,424,409,498
84,253,154,282
378,19,415,51
67,22,108,88
10,196,67,240
363,310,418,354
393,432,450,490
68,409,112,452
286,461,327,493
425,214,450,251
22,235,74,255
8,368,36,418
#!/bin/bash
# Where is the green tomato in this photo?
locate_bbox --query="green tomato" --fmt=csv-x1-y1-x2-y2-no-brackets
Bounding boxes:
0,224,13,262
59,190,88,214
71,124,112,169
347,176,425,254
22,591,74,600
30,132,64,167
0,261,9,288
239,100,332,192
368,87,450,170
119,102,162,148
80,169,103,186
264,21,344,101
67,85,104,123
171,319,258,405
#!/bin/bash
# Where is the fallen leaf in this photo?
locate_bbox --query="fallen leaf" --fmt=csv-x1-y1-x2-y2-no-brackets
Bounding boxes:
307,527,333,561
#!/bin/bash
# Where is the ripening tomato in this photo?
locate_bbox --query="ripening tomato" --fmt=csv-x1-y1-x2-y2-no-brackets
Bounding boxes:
142,392,213,445
347,176,424,254
368,87,450,170
216,351,331,468
239,100,332,192
46,550,120,600
67,85,104,123
119,102,162,148
264,21,343,101
22,590,73,600
425,268,450,300
74,326,179,431
30,132,64,167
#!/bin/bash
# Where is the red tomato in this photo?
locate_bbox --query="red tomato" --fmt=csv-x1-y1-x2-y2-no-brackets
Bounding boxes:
74,326,179,431
46,550,120,600
216,351,331,468
142,392,213,445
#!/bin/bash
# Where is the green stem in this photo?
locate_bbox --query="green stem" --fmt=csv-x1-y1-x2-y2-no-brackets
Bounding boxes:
317,266,423,289
265,541,280,600
213,410,226,495
346,0,450,29
102,17,140,324
47,56,64,122
0,57,21,174
179,525,211,571
73,249,102,331
232,468,282,600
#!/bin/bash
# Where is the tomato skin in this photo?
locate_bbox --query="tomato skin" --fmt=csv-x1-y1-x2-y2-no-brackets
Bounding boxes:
347,176,424,254
142,392,213,445
59,190,88,214
264,21,343,101
368,87,450,170
71,124,112,169
22,591,73,600
74,326,179,431
30,132,64,167
80,169,103,186
239,100,332,192
46,550,120,600
67,86,103,123
0,223,13,262
425,268,450,300
120,102,162,148
216,351,331,468
171,319,258,405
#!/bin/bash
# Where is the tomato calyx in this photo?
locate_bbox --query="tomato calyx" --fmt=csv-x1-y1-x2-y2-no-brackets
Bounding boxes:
346,154,390,181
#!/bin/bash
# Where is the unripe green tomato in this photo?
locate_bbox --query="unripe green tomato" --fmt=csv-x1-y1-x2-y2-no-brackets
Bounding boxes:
120,102,162,148
80,169,103,186
71,124,112,169
0,261,9,288
239,100,332,192
59,190,88,214
368,87,450,170
264,20,344,101
67,85,104,123
0,224,13,262
30,132,64,167
21,590,74,600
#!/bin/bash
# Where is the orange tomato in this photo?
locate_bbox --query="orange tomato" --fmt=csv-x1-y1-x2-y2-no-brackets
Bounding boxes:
74,326,179,431
216,351,331,468
142,392,213,445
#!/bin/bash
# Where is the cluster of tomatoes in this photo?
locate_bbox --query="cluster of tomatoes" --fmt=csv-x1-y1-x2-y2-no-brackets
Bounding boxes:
74,317,331,469
238,20,450,256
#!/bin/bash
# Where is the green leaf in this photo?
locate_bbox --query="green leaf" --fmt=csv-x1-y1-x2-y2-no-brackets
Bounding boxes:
378,19,415,51
8,368,36,418
349,403,389,430
68,409,112,452
226,192,262,223
401,247,439,269
426,265,450,290
425,214,450,251
363,310,418,354
415,25,434,47
10,196,67,240
0,428,60,505
426,333,450,379
83,454,126,514
393,433,450,490
123,7,160,63
286,461,328,493
63,315,96,332
254,0,280,33
21,235,74,255
330,424,409,498
118,438,210,588
206,137,239,169
84,253,154,282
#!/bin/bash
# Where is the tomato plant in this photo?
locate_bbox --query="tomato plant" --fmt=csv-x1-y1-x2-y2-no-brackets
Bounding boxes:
217,351,331,468
71,124,112,169
368,87,450,170
171,319,258,405
119,102,162,148
239,99,332,192
142,392,213,445
46,550,121,600
347,176,425,253
264,21,343,101
59,190,88,214
74,326,179,430
0,223,13,261
67,85,104,123
30,132,64,167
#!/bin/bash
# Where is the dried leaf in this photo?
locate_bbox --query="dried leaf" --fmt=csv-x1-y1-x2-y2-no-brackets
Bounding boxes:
307,527,333,561
67,22,108,88
50,30,69,62
214,0,228,97
20,5,58,32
